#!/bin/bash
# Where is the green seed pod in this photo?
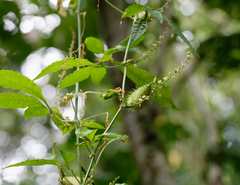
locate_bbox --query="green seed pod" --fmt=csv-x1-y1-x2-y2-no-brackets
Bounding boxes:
126,84,151,110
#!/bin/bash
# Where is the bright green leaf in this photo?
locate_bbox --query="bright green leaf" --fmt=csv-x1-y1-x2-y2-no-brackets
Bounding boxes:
75,129,96,139
24,106,48,119
60,149,76,169
145,8,163,23
33,58,95,81
90,67,106,85
2,159,59,170
0,93,45,109
85,37,104,54
59,67,106,89
102,133,127,142
85,129,98,143
163,16,199,57
101,52,112,61
0,70,46,102
82,120,106,130
121,4,144,20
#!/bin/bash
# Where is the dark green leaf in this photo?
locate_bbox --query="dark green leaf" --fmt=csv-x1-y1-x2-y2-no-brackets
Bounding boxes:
82,120,106,130
145,8,163,23
60,149,76,169
0,93,45,109
34,58,94,81
163,16,199,57
130,17,147,46
2,159,59,170
0,70,46,102
85,37,104,54
102,133,127,142
121,4,144,20
24,106,48,119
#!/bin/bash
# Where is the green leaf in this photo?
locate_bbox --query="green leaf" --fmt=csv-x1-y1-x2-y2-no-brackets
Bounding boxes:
82,120,106,130
90,67,106,85
0,93,45,109
24,106,48,119
102,133,127,142
121,4,144,20
75,129,96,139
85,37,104,54
130,17,147,46
0,70,46,102
60,149,76,169
50,107,75,135
105,45,138,55
153,87,181,111
2,159,59,170
145,8,163,23
85,129,98,143
59,67,106,89
117,63,180,110
34,58,95,81
101,52,112,61
163,16,199,57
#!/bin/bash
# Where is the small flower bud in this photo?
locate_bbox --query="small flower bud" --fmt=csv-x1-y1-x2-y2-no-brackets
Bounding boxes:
163,76,168,81
158,80,162,84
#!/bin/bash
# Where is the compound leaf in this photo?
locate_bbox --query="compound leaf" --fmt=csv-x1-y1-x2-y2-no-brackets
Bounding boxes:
0,70,45,102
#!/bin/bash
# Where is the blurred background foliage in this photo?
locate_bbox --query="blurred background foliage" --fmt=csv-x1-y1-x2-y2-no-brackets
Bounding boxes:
0,0,240,184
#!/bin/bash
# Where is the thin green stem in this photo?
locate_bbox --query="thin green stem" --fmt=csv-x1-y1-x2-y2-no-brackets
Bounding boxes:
75,0,83,182
82,107,122,185
70,169,81,184
105,0,123,14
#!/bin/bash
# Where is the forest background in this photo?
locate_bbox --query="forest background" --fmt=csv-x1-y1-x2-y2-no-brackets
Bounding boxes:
0,0,240,184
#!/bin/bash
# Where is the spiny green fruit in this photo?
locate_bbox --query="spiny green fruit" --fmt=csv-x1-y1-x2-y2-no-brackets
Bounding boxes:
126,84,151,110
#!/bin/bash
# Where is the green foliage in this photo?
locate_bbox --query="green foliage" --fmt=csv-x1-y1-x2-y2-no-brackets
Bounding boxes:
24,106,48,119
82,120,106,130
163,16,199,57
1,159,59,170
130,17,148,46
121,4,144,20
34,58,94,81
50,107,75,135
60,149,76,169
102,133,128,142
59,67,106,88
0,93,45,109
85,37,105,54
76,128,98,143
0,70,46,102
145,7,163,23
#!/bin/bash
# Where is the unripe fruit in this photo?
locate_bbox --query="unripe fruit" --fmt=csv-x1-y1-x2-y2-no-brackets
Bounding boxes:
126,84,151,110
